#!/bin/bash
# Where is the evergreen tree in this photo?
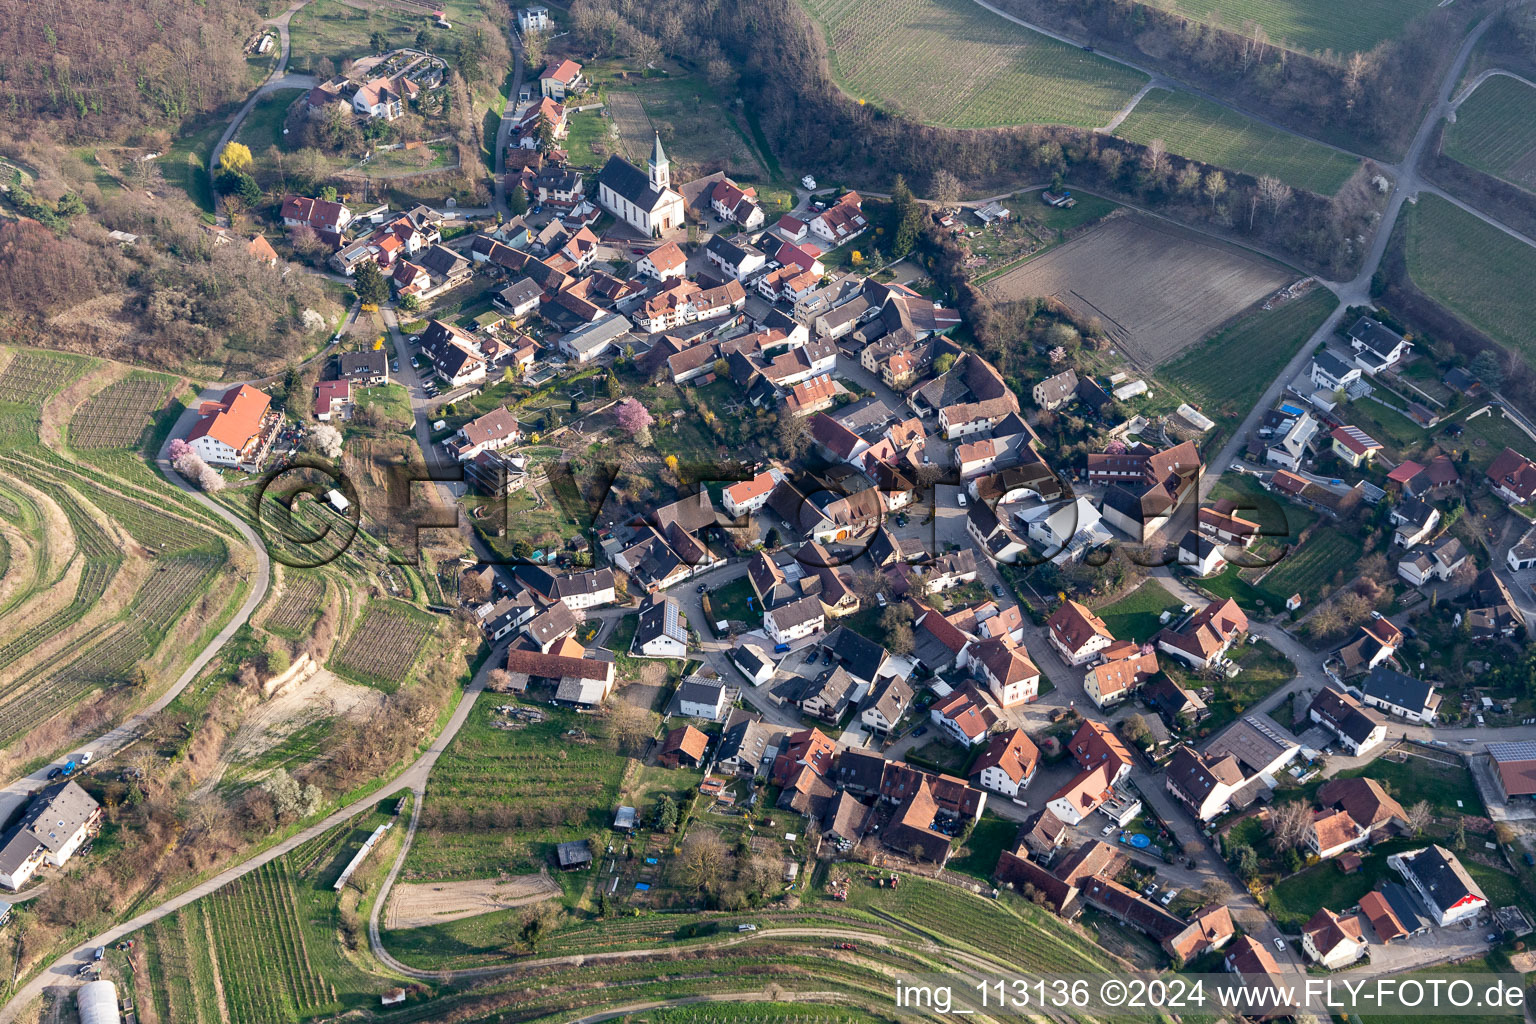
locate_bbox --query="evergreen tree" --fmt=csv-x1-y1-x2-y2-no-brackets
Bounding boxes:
353,261,389,306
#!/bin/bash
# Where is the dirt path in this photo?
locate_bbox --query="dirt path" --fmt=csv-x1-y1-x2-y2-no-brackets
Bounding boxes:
1100,80,1156,133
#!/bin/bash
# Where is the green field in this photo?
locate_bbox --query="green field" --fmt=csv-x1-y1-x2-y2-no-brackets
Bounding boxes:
1333,749,1485,817
1145,0,1442,57
160,118,225,215
1115,89,1359,194
286,0,485,74
798,0,1148,128
1093,581,1183,644
1445,74,1536,194
235,88,306,159
1161,288,1336,440
401,694,630,881
1405,194,1536,364
1256,529,1363,605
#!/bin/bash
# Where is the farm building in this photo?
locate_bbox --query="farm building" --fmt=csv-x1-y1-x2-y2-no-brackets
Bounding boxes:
0,781,103,890
77,980,119,1024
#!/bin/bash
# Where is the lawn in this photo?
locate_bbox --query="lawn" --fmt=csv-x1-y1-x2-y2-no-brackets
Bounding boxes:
1405,193,1536,365
1266,840,1418,930
707,576,758,628
1115,89,1359,194
948,813,1019,881
798,0,1148,129
563,109,615,172
1444,74,1536,195
234,88,305,158
1454,406,1536,471
1093,581,1183,644
1160,288,1336,442
160,117,226,215
1333,749,1485,817
286,0,485,74
351,383,412,431
1150,0,1443,57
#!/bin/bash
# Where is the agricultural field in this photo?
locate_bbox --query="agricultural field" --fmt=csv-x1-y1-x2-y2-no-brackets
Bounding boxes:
329,599,437,690
987,214,1294,368
65,373,175,449
400,695,629,882
1252,528,1363,607
798,0,1147,129
264,571,330,639
1445,74,1536,194
1114,89,1360,194
1404,194,1536,364
1160,287,1336,439
1142,0,1443,57
0,349,91,408
130,810,400,1024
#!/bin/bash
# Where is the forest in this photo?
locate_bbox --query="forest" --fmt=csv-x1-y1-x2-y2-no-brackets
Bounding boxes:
0,0,258,138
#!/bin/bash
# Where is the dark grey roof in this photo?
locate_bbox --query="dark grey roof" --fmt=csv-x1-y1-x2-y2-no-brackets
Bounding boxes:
821,625,888,684
598,155,670,211
1313,349,1356,380
498,277,544,307
1348,317,1405,357
676,677,726,707
704,233,761,269
1380,880,1435,932
1397,845,1484,914
0,782,99,875
556,839,593,867
732,644,771,677
418,243,469,277
339,350,387,377
634,594,686,647
526,601,577,645
1362,666,1435,713
1100,484,1146,523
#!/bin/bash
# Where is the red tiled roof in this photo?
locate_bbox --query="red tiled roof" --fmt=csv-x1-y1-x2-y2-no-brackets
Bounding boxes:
185,384,270,451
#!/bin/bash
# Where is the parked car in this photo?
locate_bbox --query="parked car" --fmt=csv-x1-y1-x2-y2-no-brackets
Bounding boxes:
93,947,105,961
696,583,707,593
46,767,62,780
1143,883,1158,896
1160,889,1179,906
991,584,1004,598
1101,825,1116,836
957,493,967,507
78,751,93,766
738,923,757,932
913,726,928,738
1273,937,1286,952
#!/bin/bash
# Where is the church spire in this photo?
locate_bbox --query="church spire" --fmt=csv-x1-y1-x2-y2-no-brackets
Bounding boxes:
648,131,670,190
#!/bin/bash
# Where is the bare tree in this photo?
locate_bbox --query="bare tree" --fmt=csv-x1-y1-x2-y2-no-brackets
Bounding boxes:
929,168,962,206
1269,800,1313,853
1256,175,1294,220
1141,139,1169,182
1203,170,1228,211
1404,800,1432,837
1201,878,1232,905
677,830,729,895
1176,163,1203,196
607,700,656,755
1343,52,1371,111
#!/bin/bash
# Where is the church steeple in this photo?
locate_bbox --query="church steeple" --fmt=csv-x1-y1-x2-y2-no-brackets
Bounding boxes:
648,131,670,190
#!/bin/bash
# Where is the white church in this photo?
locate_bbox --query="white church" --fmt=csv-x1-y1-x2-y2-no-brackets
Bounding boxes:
596,133,685,237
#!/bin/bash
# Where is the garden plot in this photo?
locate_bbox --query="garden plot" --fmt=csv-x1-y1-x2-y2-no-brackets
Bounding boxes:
329,599,436,690
385,873,561,929
264,571,328,639
986,215,1293,368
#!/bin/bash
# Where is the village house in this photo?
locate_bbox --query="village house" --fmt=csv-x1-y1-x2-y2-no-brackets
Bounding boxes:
1302,908,1368,969
658,725,709,769
281,194,353,245
1165,744,1244,822
1046,600,1115,666
1046,720,1134,825
183,383,274,471
420,320,488,388
1082,641,1158,709
1089,440,1201,542
1310,349,1363,393
632,593,689,659
969,728,1039,799
808,192,868,246
764,593,825,645
353,75,420,120
859,675,912,738
706,177,765,229
1156,598,1247,670
0,782,102,890
637,241,688,282
314,379,351,421
930,686,998,747
1032,368,1078,411
1359,665,1440,723
1348,316,1412,374
722,469,782,518
506,644,616,708
1488,447,1536,508
539,59,583,100
1389,846,1486,926
965,636,1041,708
1177,531,1226,577
451,407,521,461
1309,686,1388,756
1397,535,1467,587
1391,496,1441,548
1330,425,1383,467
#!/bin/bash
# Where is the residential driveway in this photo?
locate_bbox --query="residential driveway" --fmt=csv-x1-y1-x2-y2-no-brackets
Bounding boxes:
1363,916,1490,972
